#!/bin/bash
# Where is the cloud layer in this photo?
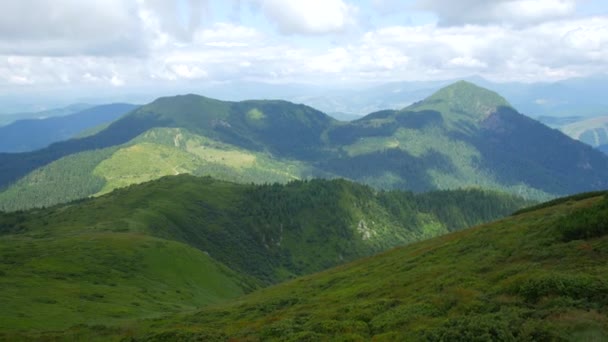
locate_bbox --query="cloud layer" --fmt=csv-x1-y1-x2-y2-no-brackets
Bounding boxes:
0,0,606,92
417,0,577,26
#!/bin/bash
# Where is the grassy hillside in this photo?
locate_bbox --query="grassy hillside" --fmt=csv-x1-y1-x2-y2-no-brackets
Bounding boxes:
325,82,608,198
2,81,608,211
63,190,606,341
0,233,255,332
0,128,314,211
0,175,529,336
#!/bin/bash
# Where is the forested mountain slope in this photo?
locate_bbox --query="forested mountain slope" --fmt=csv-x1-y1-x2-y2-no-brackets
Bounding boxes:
0,175,529,335
2,81,608,211
93,191,608,341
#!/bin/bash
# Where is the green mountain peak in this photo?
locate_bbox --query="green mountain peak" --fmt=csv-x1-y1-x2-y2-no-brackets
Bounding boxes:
410,80,512,121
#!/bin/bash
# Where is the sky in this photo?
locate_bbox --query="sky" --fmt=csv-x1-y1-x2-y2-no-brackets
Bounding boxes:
0,0,607,109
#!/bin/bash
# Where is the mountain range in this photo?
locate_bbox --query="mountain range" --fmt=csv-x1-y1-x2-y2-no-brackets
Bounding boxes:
1,79,607,341
0,103,138,153
1,81,608,211
2,176,604,340
0,103,92,126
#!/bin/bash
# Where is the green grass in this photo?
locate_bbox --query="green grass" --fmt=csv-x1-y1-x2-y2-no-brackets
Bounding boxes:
0,127,310,210
0,232,255,332
0,175,529,338
105,193,608,341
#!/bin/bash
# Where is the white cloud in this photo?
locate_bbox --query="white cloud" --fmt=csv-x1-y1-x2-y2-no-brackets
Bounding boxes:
194,23,261,44
257,0,358,35
0,0,606,92
110,75,125,87
0,0,147,56
417,0,577,27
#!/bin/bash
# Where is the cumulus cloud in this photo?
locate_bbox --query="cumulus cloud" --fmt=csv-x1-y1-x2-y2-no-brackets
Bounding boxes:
0,0,606,91
417,0,577,27
142,0,211,41
0,0,148,56
256,0,358,35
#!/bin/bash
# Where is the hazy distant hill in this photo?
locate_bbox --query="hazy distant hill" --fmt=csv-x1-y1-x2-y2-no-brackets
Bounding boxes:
0,103,91,126
536,115,585,128
290,76,608,120
1,81,608,210
559,115,608,147
0,103,138,153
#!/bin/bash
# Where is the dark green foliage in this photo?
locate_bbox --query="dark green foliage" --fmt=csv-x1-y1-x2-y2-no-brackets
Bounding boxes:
556,196,608,241
133,330,227,342
3,81,608,212
232,100,335,159
425,310,557,342
513,191,607,215
413,188,533,231
0,113,168,190
319,148,456,191
117,192,608,341
516,273,608,305
471,106,608,195
0,148,116,211
328,111,399,145
1,175,523,285
0,175,530,335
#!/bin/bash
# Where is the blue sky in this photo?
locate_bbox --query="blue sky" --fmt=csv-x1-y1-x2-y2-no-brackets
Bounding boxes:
0,0,607,108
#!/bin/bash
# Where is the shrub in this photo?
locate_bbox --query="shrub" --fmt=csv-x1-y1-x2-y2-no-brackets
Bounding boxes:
516,274,608,305
558,196,608,241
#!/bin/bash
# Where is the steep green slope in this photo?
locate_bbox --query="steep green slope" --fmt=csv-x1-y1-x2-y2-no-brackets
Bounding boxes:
0,175,529,335
0,96,334,208
325,81,608,198
91,191,607,341
0,127,314,211
0,233,255,331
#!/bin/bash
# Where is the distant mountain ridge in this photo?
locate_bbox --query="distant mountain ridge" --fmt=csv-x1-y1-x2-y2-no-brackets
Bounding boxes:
0,103,138,153
559,115,608,147
0,103,92,126
1,81,608,210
